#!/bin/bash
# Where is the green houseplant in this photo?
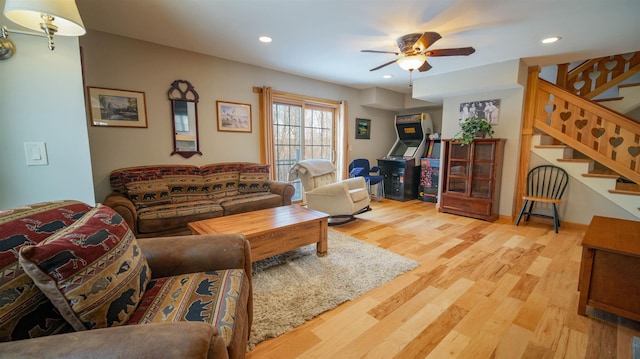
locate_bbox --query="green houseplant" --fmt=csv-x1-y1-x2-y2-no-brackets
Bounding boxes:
453,116,494,145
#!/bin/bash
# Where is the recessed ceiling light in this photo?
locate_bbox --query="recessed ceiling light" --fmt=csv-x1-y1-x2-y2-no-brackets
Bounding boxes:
541,36,560,44
259,36,272,43
383,74,393,79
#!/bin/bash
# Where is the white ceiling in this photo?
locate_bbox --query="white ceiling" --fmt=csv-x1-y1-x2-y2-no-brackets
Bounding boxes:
74,0,640,94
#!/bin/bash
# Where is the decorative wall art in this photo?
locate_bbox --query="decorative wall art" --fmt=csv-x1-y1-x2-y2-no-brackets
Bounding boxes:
88,87,148,128
216,101,252,133
355,118,371,139
459,99,501,125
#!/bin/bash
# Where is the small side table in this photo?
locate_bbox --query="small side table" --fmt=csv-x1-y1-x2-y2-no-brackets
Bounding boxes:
578,216,640,321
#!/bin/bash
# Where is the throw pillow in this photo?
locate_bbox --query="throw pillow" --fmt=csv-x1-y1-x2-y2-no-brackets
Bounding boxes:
19,204,151,331
0,201,91,342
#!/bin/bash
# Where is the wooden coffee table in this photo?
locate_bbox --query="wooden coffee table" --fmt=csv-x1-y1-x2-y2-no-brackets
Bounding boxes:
188,205,329,262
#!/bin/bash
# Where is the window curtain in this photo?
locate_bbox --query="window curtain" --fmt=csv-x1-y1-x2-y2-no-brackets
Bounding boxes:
338,100,349,179
258,86,276,180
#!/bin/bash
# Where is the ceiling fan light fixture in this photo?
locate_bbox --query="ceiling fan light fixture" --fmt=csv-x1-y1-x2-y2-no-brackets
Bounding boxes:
397,54,426,71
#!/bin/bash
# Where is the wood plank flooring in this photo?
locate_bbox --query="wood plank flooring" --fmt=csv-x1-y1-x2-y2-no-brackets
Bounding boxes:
246,200,640,358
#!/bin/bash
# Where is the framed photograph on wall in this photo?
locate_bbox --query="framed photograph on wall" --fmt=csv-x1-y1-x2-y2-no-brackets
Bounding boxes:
87,87,148,128
355,118,371,139
216,101,252,133
459,98,501,125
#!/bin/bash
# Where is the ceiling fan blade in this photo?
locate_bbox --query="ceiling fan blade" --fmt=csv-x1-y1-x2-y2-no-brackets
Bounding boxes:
361,49,401,55
426,47,476,57
369,59,398,71
418,60,432,72
413,32,442,52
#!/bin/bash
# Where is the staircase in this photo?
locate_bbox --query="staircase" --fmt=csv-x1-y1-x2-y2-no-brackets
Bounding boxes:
518,53,640,221
531,133,640,218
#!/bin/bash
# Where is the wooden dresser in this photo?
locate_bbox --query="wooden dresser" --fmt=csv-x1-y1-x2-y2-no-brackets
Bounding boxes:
578,216,640,321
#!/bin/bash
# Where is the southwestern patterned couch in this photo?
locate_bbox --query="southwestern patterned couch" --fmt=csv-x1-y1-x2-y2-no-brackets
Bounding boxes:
0,200,252,359
103,162,295,237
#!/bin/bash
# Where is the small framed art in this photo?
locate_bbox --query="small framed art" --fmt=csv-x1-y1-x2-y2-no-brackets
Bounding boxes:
216,101,252,133
355,118,371,139
87,87,148,128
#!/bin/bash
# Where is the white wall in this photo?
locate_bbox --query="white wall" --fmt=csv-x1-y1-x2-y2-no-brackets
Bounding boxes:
80,31,399,202
0,29,95,209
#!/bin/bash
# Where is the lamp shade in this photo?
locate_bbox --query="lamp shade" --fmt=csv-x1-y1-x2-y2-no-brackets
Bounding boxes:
3,0,85,36
397,54,426,71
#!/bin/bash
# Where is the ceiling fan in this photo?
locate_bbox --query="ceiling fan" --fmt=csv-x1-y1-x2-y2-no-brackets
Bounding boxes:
362,31,476,73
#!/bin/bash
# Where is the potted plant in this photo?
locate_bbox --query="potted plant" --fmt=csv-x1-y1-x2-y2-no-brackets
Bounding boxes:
453,115,494,145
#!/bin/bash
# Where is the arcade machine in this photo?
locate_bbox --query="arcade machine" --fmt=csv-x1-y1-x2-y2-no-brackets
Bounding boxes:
378,113,433,201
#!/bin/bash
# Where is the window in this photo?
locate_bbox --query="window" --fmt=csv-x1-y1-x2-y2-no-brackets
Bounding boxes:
272,99,336,201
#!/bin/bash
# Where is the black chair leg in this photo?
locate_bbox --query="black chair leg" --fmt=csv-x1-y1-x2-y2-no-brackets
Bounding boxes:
516,200,528,226
525,201,535,221
552,204,559,233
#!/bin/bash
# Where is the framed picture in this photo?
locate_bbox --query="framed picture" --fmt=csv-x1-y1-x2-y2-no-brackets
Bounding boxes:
355,118,371,139
87,87,148,128
216,101,252,133
459,98,501,125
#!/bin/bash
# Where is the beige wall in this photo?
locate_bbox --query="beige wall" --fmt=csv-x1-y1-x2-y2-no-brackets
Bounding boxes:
80,31,401,202
441,88,526,217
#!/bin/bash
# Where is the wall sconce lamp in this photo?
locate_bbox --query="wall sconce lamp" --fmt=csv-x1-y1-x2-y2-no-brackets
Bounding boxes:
1,0,85,58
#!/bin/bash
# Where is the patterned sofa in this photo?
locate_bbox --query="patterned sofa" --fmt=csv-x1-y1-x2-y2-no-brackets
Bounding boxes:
0,200,252,359
103,163,295,237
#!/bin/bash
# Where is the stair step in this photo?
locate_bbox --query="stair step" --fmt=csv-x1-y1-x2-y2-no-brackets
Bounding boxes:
583,173,619,179
535,145,568,149
609,189,640,196
557,158,592,163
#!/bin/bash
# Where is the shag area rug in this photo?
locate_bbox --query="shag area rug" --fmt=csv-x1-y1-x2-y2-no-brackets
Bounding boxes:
248,228,419,349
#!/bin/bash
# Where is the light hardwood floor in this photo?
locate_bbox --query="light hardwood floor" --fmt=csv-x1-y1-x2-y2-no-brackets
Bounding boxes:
246,199,640,358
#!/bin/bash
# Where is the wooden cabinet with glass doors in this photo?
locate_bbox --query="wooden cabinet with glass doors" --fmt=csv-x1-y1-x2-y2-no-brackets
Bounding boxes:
439,138,506,221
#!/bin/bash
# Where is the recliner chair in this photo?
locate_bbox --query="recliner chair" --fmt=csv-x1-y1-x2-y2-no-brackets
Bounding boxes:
289,159,371,225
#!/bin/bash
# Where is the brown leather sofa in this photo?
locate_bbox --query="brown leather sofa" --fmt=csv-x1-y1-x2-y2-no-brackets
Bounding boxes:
103,162,295,237
0,201,252,359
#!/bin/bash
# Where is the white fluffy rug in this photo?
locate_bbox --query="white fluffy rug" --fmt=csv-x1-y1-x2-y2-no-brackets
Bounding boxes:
248,228,419,349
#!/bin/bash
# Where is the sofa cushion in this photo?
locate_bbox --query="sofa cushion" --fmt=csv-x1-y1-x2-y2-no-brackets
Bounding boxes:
239,164,270,194
125,270,245,347
125,179,172,208
163,175,210,203
204,172,240,199
215,193,283,216
136,200,224,234
19,205,151,331
109,165,201,194
0,200,90,342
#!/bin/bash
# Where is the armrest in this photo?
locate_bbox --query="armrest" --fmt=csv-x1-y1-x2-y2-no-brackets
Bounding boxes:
269,180,295,205
370,166,381,174
137,234,252,279
0,322,228,359
343,176,367,190
103,192,138,234
306,181,349,197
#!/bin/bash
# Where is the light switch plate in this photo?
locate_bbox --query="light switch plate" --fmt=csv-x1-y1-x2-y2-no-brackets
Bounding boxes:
24,142,48,166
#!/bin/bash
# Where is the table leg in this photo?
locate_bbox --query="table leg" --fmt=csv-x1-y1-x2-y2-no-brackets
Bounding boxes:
317,218,328,257
577,247,595,316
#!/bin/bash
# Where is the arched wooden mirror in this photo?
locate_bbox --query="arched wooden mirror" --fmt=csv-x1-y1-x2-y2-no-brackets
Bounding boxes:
168,80,201,158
